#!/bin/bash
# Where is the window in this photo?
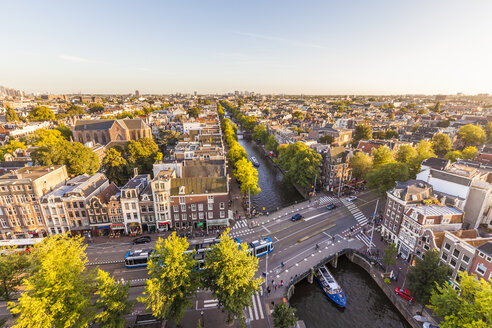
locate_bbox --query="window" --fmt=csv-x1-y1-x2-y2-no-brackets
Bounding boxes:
208,212,213,219
148,206,153,212
141,206,147,212
423,245,430,250
452,249,460,258
441,252,448,261
476,263,486,276
131,203,136,210
426,219,434,225
179,197,185,204
191,204,196,211
220,202,225,209
198,204,204,211
208,203,213,211
192,212,197,220
124,203,129,210
444,243,451,250
73,202,78,208
181,214,187,221
174,214,180,221
79,202,84,208
386,208,391,216
388,200,392,208
181,204,186,212
220,211,225,218
199,212,204,220
207,195,214,203
450,258,457,268
173,205,179,212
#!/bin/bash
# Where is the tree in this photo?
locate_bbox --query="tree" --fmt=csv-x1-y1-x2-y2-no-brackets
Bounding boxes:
319,134,334,145
30,129,66,146
407,140,436,177
203,230,262,324
277,142,322,189
461,146,478,160
139,233,197,324
228,143,247,166
444,150,462,162
485,122,492,142
350,152,372,181
395,145,417,163
418,108,428,115
3,140,26,155
103,148,130,185
372,145,395,168
367,162,409,196
159,129,180,148
382,243,397,274
431,102,441,113
385,129,399,139
352,124,372,146
272,303,297,328
29,106,55,122
234,158,261,195
187,106,201,118
0,248,30,301
292,111,304,121
5,107,19,122
56,124,73,141
429,271,492,328
458,124,486,147
65,142,100,176
432,133,453,157
94,269,134,328
126,138,159,174
9,234,94,327
252,125,268,144
265,134,279,154
88,103,105,113
406,250,452,312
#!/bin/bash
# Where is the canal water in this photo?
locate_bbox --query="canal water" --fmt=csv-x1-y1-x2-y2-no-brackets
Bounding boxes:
238,138,303,212
289,257,411,328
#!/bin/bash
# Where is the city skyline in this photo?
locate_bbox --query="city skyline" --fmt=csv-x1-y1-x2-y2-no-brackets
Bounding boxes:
2,0,492,95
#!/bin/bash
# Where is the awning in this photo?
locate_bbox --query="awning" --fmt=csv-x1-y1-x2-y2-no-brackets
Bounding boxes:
96,226,110,230
110,224,124,228
158,222,170,226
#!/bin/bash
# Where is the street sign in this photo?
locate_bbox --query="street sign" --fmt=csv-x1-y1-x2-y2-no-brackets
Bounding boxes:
197,222,204,227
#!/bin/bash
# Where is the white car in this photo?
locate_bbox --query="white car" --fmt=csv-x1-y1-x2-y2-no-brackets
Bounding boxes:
346,196,357,202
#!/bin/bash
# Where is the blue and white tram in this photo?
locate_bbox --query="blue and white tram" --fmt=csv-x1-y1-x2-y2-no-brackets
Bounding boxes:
124,249,154,268
248,237,274,257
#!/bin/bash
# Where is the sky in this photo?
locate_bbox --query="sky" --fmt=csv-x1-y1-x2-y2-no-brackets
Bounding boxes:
1,0,492,95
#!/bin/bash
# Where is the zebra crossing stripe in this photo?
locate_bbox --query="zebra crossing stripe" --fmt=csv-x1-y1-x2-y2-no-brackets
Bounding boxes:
256,293,264,319
251,294,259,320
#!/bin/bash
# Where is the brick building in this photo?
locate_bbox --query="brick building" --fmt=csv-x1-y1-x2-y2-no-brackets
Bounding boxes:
73,119,152,145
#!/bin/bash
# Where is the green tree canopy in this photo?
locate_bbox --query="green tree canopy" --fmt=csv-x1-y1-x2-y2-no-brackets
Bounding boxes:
444,150,462,162
5,107,19,122
234,158,261,196
228,143,247,166
88,103,105,113
406,250,452,312
203,230,263,324
372,145,395,168
367,162,410,196
350,152,373,181
429,271,492,328
56,124,73,141
102,148,130,185
432,133,453,157
126,137,159,174
292,111,304,121
319,134,334,145
277,142,322,189
385,129,399,139
187,106,201,118
94,269,134,328
458,124,486,147
139,233,197,324
352,124,372,146
29,106,55,122
461,146,478,160
2,140,27,155
382,243,397,274
265,134,279,155
252,125,268,144
29,129,66,146
273,303,298,328
9,234,94,328
0,247,30,301
395,145,417,163
484,122,492,142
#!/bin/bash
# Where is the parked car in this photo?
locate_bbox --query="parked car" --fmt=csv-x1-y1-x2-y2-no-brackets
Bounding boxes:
346,196,357,202
394,287,414,302
326,204,337,210
291,213,304,222
133,236,152,244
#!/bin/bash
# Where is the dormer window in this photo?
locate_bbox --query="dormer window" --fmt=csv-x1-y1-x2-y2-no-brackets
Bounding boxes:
179,186,185,195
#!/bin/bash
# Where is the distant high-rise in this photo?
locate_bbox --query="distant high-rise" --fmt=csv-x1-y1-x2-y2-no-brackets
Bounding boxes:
135,90,140,97
194,91,197,96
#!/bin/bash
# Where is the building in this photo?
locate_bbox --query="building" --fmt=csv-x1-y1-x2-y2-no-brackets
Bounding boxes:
0,166,68,239
73,119,152,145
87,183,120,236
470,241,492,283
321,147,352,193
121,174,150,234
151,169,173,231
138,184,156,233
308,125,352,146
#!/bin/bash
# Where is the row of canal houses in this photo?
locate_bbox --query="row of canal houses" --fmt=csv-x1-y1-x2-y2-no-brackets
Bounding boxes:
381,157,492,287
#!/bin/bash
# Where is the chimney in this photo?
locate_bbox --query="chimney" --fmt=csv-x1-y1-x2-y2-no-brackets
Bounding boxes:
133,167,138,177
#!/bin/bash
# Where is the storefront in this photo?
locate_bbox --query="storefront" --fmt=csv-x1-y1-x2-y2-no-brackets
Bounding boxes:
92,225,110,237
157,222,169,231
127,222,141,236
142,223,156,233
109,224,125,238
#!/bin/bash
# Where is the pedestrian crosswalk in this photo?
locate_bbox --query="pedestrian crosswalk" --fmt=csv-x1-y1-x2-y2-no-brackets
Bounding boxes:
341,199,369,226
318,195,340,206
232,219,248,230
355,232,376,248
246,291,264,322
230,219,253,239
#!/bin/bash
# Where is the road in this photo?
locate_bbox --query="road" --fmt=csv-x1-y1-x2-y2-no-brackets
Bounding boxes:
70,191,381,327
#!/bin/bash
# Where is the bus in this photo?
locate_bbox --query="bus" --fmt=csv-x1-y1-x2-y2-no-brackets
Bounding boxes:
235,237,274,257
124,249,154,268
0,238,44,254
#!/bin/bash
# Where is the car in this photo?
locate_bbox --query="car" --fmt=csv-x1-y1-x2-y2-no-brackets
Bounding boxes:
291,213,304,221
423,323,439,328
394,287,414,302
326,204,337,210
132,236,151,244
346,196,357,202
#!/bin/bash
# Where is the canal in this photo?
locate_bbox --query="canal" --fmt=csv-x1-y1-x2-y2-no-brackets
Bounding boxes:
290,257,411,328
238,137,303,213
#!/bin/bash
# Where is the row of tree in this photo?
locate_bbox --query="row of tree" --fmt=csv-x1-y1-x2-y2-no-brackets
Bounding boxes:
6,235,133,327
253,124,280,155
221,118,261,196
220,100,256,132
276,142,322,190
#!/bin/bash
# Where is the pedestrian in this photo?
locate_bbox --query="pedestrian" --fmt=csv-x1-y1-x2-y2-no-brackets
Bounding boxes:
267,286,271,296
280,280,283,287
272,279,274,285
274,284,277,291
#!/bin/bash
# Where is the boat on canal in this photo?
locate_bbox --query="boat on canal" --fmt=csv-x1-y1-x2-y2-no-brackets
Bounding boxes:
316,264,347,307
250,156,260,167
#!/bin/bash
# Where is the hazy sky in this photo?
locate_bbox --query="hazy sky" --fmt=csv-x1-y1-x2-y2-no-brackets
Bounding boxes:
1,0,492,95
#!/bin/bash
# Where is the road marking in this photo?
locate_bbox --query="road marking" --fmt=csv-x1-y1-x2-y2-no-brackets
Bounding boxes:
256,293,264,319
303,211,329,222
262,225,271,233
251,294,259,320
